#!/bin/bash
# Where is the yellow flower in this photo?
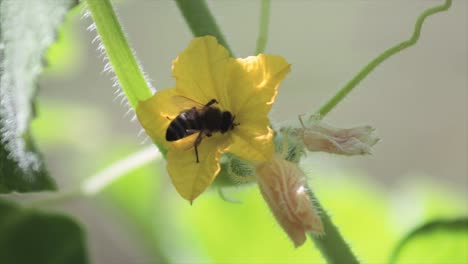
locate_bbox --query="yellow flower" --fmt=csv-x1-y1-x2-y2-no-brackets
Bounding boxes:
136,36,290,202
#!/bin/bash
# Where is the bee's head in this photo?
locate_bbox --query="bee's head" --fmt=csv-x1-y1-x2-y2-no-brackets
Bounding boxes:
220,111,236,132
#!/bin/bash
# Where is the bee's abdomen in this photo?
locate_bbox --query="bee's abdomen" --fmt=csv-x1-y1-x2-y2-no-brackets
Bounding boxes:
165,110,200,141
165,120,185,141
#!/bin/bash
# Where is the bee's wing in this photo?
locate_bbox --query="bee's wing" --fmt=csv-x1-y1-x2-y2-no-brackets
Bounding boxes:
171,95,204,110
172,132,206,151
172,133,196,150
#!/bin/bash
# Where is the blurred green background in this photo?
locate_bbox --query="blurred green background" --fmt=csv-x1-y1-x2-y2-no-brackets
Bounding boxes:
33,0,467,263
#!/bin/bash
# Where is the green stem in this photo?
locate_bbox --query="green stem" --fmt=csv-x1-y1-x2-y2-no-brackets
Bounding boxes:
22,146,161,207
174,0,234,56
81,146,160,196
314,0,452,119
307,190,359,264
255,0,271,54
25,190,81,208
85,0,152,108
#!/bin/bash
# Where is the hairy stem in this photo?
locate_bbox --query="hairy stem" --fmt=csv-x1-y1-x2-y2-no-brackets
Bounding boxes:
307,190,359,264
314,0,452,119
85,0,153,108
255,0,271,54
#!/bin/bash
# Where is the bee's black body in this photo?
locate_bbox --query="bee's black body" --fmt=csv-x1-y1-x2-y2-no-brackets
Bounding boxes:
165,99,236,162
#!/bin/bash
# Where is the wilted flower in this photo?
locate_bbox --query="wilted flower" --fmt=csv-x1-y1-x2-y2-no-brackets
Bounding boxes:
294,117,379,155
136,36,290,202
256,155,324,247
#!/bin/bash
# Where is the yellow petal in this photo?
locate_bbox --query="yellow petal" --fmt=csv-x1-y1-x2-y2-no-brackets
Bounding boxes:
229,123,274,161
172,36,232,110
226,54,290,161
229,54,291,116
167,134,232,202
136,88,179,150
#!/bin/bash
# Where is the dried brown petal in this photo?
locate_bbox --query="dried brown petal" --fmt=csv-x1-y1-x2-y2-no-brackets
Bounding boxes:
295,118,379,155
256,156,324,247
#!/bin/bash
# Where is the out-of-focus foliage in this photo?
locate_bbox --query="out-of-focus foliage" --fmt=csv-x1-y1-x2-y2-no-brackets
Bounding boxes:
390,218,468,264
0,0,77,192
31,102,108,152
44,3,83,75
100,148,170,263
31,101,466,263
99,147,467,263
0,198,89,264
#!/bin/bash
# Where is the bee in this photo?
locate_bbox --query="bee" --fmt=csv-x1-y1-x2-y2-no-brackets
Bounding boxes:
166,97,237,163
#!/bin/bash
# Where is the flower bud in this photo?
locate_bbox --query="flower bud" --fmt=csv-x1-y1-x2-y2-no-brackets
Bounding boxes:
256,156,324,247
294,118,379,155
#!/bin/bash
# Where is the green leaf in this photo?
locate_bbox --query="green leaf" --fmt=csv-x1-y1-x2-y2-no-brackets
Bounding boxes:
0,143,55,193
0,0,77,192
0,199,89,264
389,218,468,264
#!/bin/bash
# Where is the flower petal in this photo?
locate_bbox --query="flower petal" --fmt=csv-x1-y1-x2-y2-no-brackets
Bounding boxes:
136,88,180,150
229,54,291,116
172,36,232,110
229,124,274,161
295,118,379,155
226,54,290,161
167,134,232,202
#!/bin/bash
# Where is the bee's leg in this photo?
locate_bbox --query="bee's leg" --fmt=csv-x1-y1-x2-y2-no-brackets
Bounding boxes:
194,132,203,163
232,115,240,127
205,99,218,107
